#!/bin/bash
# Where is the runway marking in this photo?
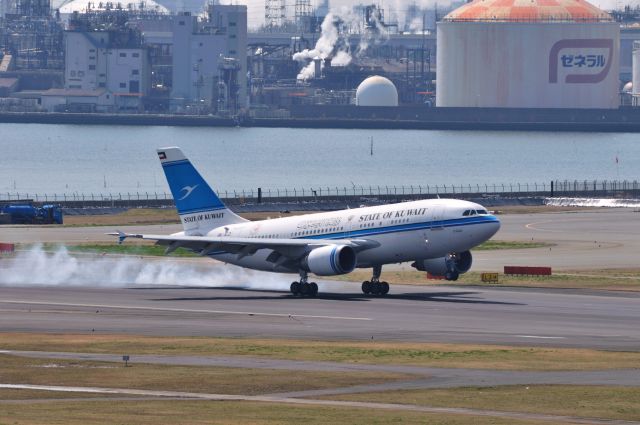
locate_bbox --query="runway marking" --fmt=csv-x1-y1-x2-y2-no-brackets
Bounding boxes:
515,335,566,340
0,300,372,321
524,220,563,233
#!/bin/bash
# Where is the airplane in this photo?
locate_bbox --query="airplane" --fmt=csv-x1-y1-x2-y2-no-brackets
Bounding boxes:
110,147,501,297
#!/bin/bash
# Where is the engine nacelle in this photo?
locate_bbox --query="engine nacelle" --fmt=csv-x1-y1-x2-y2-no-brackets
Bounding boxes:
412,251,473,276
304,245,357,276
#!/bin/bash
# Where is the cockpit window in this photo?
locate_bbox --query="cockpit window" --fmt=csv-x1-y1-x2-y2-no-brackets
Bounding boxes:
462,210,470,216
476,209,488,215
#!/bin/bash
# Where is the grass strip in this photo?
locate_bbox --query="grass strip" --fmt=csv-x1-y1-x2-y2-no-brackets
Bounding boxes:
475,240,553,250
0,354,407,396
323,385,640,422
0,399,552,425
2,333,640,371
0,389,117,401
63,243,196,257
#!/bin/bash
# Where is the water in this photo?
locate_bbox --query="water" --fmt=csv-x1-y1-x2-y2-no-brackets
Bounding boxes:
0,123,637,195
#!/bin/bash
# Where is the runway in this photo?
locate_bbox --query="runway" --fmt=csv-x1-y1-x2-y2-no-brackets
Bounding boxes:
1,208,639,350
1,282,639,350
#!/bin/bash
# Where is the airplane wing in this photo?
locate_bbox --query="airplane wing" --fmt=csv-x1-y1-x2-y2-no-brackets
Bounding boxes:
107,231,379,261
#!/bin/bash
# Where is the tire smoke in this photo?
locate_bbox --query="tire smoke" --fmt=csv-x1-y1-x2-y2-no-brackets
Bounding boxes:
0,245,292,291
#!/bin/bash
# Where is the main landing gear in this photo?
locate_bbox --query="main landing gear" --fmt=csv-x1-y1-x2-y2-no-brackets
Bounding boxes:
290,270,318,297
361,265,389,296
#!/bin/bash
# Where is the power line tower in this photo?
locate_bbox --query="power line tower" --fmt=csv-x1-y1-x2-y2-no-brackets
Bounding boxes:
294,0,312,31
265,0,285,29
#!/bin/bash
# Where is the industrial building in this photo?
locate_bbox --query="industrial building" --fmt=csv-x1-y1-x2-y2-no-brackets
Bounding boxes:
60,26,151,111
170,4,247,113
2,0,640,121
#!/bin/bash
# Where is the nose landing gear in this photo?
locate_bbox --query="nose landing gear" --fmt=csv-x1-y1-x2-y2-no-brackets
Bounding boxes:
445,253,460,281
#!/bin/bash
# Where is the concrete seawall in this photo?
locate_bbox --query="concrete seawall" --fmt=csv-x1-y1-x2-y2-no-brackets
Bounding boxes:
3,106,640,131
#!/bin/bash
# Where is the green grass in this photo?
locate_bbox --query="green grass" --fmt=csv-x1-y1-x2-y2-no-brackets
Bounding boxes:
0,399,553,425
475,240,553,250
324,385,640,422
63,243,197,257
0,354,407,396
0,389,115,400
3,333,640,371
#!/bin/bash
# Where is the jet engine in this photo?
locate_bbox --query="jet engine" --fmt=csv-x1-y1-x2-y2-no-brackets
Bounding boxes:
411,251,472,280
304,245,357,276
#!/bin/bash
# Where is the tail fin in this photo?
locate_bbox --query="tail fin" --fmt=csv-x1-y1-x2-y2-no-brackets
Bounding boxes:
157,147,246,235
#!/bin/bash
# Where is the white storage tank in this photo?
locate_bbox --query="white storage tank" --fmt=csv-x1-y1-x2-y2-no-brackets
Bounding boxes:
632,41,640,99
436,0,620,109
355,76,399,107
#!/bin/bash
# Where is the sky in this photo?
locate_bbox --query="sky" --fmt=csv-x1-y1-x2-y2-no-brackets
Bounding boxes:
223,0,640,30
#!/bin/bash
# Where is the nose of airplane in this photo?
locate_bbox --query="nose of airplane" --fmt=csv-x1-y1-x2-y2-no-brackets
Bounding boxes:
485,215,501,239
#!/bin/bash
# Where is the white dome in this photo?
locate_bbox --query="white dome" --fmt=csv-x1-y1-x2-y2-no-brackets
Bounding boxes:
355,76,398,107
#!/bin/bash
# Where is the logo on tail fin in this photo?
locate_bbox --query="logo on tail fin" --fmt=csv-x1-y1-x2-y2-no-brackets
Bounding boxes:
178,185,199,200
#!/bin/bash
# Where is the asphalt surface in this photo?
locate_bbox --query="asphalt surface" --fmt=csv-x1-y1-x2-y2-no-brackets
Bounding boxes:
1,283,639,350
476,208,640,270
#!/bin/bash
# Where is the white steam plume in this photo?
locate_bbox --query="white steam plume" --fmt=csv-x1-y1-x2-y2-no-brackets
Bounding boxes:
292,5,405,80
293,13,352,80
0,245,293,291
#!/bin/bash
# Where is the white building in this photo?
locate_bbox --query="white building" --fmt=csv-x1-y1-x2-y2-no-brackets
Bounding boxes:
40,88,115,112
171,5,247,112
64,30,150,110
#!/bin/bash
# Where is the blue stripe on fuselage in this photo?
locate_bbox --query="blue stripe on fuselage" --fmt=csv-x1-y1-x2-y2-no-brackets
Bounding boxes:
204,216,498,257
303,215,499,240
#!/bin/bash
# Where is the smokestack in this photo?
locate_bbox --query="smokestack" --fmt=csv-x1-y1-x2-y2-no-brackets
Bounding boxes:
313,57,322,78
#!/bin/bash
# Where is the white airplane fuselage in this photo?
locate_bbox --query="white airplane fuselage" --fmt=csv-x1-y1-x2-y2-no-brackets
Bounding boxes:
177,198,500,273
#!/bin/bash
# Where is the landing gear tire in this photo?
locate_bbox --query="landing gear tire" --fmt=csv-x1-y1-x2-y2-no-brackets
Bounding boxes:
292,281,318,297
380,281,389,295
362,281,371,294
361,264,390,296
445,271,459,281
292,270,318,297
